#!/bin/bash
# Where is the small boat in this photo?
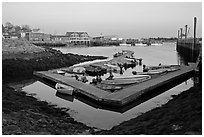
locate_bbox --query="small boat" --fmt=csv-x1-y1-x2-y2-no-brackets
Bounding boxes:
96,84,123,91
101,75,151,85
104,63,118,68
55,70,66,75
113,75,150,79
124,58,136,62
146,65,180,71
73,67,86,73
55,83,74,95
113,52,123,58
132,70,168,75
85,65,107,76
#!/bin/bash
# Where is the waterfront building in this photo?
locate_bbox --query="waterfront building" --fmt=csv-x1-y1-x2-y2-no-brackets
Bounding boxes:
2,33,19,39
25,32,51,41
91,34,124,46
51,35,69,42
65,32,90,45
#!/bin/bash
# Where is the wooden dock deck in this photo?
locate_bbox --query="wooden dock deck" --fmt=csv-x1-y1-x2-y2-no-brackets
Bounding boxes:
102,65,196,106
34,64,196,106
34,71,110,101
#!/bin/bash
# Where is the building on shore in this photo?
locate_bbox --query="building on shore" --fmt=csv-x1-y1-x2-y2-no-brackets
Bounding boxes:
25,32,51,41
65,32,90,45
25,29,51,41
2,33,19,39
91,34,124,46
50,35,69,42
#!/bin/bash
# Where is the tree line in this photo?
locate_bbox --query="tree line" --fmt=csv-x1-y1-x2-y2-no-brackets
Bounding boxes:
2,22,32,37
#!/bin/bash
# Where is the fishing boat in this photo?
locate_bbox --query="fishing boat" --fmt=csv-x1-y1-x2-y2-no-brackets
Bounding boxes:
55,83,74,95
101,75,151,85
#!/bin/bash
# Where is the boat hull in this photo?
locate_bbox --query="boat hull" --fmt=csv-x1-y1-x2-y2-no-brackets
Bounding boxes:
101,75,151,85
55,83,74,95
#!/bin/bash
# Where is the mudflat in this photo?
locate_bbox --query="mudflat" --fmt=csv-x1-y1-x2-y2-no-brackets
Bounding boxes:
2,39,202,135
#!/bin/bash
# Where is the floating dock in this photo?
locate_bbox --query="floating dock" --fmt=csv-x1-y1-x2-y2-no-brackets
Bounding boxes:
34,63,196,107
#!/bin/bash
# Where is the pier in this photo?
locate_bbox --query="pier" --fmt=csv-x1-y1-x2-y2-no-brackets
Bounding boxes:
34,53,196,106
176,17,202,62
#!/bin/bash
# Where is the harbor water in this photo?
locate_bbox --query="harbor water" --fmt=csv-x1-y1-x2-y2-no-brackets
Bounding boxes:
22,43,194,130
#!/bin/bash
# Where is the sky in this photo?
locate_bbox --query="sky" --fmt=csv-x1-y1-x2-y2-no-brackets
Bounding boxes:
2,2,202,38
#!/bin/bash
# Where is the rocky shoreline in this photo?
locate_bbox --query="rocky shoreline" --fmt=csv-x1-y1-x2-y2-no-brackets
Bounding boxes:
2,39,202,135
2,39,107,134
96,86,202,135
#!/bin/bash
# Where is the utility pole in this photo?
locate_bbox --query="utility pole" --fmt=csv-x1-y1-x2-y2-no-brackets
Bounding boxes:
185,25,188,39
180,28,183,39
192,17,197,61
194,17,197,48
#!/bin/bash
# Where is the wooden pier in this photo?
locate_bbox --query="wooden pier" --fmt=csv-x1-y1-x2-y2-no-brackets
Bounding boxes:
176,17,202,62
34,64,196,107
34,71,110,101
102,65,196,106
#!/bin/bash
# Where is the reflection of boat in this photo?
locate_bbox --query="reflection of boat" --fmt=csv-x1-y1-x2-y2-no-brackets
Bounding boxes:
101,75,151,85
55,92,74,102
55,83,74,95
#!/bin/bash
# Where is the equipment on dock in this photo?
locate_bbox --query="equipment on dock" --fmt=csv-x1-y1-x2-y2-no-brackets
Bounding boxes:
55,83,74,95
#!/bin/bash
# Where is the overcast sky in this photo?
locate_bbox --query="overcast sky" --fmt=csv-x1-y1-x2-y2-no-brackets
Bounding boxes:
2,2,202,38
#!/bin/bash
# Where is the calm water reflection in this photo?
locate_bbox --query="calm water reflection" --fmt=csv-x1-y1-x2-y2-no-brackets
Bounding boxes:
23,43,194,130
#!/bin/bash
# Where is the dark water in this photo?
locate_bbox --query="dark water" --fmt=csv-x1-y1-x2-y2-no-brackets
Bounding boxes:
22,42,194,130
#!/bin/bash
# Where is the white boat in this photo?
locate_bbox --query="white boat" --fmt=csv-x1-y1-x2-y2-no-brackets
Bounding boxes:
104,63,118,68
55,83,74,95
73,67,86,73
56,70,66,75
133,70,168,75
101,75,151,85
113,75,150,79
146,65,180,71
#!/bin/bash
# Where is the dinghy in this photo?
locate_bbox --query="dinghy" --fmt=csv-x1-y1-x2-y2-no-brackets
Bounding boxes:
132,70,168,75
55,83,74,95
146,65,180,71
113,75,150,79
101,75,151,85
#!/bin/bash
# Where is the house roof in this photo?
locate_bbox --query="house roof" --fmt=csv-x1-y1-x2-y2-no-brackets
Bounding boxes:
65,32,88,37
